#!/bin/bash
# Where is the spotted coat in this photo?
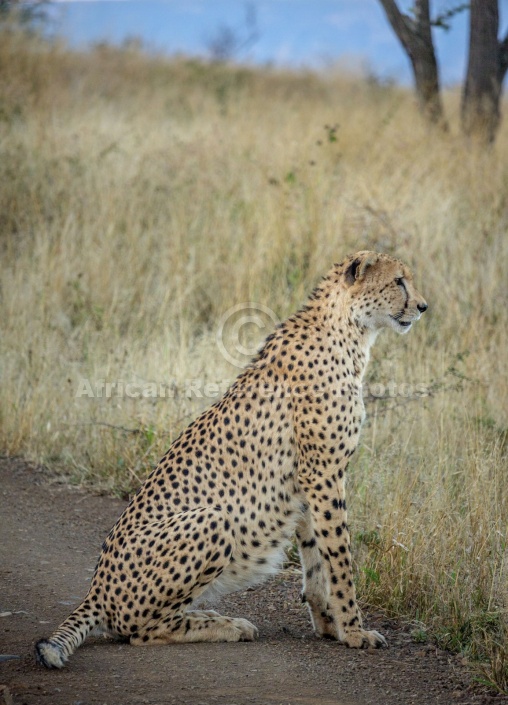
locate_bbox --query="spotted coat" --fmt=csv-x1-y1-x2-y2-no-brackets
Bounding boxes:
35,250,427,668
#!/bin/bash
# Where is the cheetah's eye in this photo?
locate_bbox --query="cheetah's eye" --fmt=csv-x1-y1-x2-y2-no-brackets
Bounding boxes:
395,277,404,286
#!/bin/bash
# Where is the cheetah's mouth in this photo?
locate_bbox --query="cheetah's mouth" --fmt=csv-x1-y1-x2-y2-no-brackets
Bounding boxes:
390,315,412,328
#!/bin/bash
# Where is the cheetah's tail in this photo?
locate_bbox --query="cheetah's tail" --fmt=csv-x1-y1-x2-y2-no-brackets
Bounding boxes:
35,598,101,669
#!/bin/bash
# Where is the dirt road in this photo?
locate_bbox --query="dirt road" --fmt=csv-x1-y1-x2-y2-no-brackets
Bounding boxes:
0,459,504,705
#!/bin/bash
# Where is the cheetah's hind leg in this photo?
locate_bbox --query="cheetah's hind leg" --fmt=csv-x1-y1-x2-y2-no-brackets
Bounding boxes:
130,610,258,645
123,506,258,646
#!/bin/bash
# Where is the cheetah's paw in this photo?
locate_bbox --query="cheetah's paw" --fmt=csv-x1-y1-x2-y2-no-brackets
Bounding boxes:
231,617,259,641
341,628,387,649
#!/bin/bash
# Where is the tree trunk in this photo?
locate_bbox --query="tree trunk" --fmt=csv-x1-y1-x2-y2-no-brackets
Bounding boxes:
410,29,443,124
461,0,505,142
378,0,446,126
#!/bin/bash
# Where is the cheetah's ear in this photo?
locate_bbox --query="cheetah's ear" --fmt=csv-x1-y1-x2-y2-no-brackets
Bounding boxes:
344,253,378,286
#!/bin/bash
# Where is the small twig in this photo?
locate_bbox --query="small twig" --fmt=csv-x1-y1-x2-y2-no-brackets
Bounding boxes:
364,394,431,416
71,421,142,434
171,411,196,428
432,3,469,31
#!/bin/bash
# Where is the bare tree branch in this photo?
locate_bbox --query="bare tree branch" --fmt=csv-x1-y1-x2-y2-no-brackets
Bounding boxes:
432,3,469,31
378,0,446,126
414,0,432,39
378,0,415,54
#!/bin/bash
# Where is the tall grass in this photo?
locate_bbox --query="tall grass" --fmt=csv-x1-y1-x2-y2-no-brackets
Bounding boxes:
0,31,507,690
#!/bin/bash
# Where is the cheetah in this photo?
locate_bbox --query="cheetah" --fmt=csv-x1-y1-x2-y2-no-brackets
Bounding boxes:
35,250,427,668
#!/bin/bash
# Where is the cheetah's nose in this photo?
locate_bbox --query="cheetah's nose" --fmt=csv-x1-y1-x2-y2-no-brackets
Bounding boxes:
417,302,428,313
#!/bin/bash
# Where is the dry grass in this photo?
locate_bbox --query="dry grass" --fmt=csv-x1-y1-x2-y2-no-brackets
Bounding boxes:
1,30,507,690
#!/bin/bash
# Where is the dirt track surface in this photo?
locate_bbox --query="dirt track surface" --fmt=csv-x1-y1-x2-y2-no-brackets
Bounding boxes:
1,459,506,705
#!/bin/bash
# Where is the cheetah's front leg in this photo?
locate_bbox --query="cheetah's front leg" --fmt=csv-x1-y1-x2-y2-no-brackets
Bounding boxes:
299,469,386,649
296,509,336,639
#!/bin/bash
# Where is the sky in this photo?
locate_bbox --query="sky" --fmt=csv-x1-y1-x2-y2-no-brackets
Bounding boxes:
46,0,508,86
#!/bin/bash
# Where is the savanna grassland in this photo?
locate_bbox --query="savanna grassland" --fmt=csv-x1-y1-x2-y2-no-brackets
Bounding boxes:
1,30,507,690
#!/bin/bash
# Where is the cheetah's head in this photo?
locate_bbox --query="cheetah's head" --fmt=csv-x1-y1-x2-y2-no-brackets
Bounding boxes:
342,251,428,335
